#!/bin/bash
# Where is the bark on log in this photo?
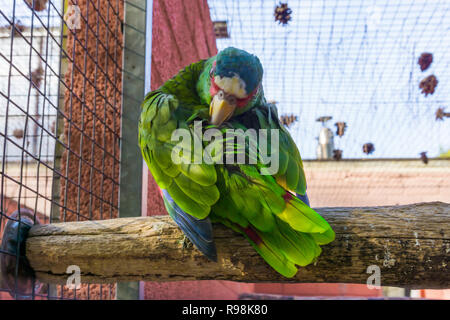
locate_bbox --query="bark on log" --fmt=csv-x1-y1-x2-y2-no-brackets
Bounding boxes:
25,202,449,289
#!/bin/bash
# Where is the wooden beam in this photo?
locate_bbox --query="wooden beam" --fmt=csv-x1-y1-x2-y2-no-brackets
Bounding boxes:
25,202,449,289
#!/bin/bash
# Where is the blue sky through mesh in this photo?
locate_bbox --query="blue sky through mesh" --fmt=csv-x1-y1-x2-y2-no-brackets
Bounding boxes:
208,0,450,159
0,0,62,28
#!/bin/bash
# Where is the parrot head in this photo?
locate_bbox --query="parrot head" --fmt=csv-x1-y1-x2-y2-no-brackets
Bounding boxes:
203,47,263,126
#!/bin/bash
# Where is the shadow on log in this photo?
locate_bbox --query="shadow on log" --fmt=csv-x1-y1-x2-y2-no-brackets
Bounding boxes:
25,202,449,289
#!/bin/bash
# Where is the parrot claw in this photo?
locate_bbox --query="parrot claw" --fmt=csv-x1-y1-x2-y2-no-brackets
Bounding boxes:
182,235,193,250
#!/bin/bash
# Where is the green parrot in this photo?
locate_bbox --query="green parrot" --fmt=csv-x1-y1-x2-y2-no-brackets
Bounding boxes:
138,47,335,277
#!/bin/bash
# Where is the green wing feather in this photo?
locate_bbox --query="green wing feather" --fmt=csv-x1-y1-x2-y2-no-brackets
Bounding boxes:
210,99,334,276
139,61,220,220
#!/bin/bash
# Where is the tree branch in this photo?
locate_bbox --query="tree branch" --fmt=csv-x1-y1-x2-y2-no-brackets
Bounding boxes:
25,202,449,289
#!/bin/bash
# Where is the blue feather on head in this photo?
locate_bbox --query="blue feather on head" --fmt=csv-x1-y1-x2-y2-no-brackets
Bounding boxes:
215,47,263,95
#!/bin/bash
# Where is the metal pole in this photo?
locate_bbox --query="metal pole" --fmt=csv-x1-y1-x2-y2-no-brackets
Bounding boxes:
117,0,152,300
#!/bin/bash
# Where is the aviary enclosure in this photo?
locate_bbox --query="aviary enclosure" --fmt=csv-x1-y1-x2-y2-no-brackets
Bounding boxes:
0,0,448,300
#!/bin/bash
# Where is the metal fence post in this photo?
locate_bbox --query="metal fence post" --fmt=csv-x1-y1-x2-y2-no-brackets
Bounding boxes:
117,0,152,300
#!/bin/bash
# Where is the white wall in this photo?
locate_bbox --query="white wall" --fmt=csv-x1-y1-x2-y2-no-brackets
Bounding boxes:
0,27,61,163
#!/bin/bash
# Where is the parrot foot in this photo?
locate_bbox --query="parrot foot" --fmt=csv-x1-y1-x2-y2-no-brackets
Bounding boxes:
181,235,193,250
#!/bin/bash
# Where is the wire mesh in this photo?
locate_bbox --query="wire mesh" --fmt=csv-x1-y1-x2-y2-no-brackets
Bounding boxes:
207,0,450,208
0,0,124,299
1,0,449,300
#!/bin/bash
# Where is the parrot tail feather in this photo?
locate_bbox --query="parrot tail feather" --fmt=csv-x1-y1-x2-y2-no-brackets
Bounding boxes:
234,190,334,278
295,192,310,207
216,208,333,278
162,189,217,262
277,191,333,237
239,217,327,278
242,226,262,245
239,225,298,278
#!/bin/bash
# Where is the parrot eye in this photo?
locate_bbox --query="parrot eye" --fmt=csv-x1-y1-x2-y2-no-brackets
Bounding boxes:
218,90,225,99
227,95,237,105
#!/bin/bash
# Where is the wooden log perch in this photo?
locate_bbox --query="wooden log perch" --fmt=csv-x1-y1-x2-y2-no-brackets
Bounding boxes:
25,202,449,289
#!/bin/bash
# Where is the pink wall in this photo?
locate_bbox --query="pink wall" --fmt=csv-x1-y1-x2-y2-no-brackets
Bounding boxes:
145,0,218,219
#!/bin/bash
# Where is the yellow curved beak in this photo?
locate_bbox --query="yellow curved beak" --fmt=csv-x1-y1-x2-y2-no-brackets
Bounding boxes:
209,95,236,126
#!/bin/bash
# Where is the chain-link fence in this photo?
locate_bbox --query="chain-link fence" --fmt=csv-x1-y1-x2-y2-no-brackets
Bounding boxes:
0,0,126,299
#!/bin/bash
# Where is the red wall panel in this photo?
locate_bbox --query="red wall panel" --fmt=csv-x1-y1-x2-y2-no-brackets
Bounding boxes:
144,0,246,300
